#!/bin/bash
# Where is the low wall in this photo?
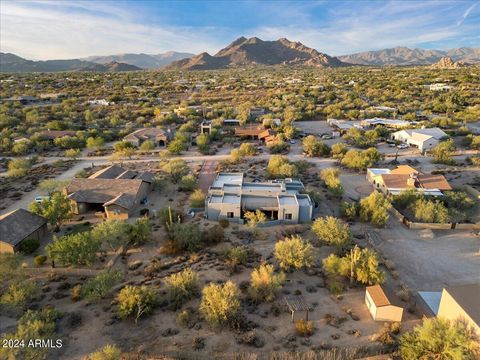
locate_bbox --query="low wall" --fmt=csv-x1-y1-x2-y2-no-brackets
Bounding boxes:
389,206,479,230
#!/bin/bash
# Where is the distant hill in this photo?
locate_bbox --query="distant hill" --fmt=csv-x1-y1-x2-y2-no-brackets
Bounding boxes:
84,51,194,69
338,47,480,65
167,37,346,70
0,53,142,72
430,57,469,69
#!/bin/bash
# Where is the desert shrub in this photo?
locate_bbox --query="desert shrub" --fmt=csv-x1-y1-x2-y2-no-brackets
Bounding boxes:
224,246,248,273
88,344,121,360
179,174,197,192
373,322,402,346
128,217,152,245
190,189,206,208
117,285,156,324
218,219,230,228
71,285,82,302
201,224,225,245
7,157,33,177
393,189,419,210
359,191,391,227
400,318,479,360
164,268,199,310
295,319,314,337
162,159,189,182
239,142,257,156
274,235,315,271
411,198,449,223
331,143,347,159
328,281,344,295
0,281,38,312
29,192,72,230
311,216,351,249
0,307,60,360
319,168,343,195
165,222,202,253
81,270,123,300
176,308,194,327
18,237,40,254
340,201,358,220
158,207,182,226
244,209,267,228
248,263,286,302
34,255,47,266
200,281,240,328
442,191,474,211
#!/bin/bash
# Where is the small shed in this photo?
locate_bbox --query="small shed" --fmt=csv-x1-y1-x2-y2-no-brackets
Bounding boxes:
365,285,403,322
0,209,48,253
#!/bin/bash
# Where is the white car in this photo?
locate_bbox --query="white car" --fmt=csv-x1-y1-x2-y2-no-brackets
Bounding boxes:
397,144,409,149
290,140,296,144
35,196,50,203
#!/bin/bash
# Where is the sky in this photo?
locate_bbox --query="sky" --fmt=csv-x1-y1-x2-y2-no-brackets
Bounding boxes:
1,0,479,60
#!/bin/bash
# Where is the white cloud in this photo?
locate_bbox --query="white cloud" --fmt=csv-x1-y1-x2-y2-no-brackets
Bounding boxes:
0,1,227,59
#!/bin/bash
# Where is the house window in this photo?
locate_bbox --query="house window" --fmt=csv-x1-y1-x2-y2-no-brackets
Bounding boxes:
285,213,292,220
227,212,234,218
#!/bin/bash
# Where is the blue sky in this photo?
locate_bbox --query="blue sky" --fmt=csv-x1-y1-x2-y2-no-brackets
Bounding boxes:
1,0,479,60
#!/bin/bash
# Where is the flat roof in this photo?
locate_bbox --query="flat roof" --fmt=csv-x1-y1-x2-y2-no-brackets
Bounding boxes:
278,195,297,205
212,173,243,188
223,194,241,204
209,195,223,204
242,183,283,193
296,195,312,206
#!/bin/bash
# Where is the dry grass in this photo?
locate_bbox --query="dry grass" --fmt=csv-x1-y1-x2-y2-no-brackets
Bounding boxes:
295,319,315,337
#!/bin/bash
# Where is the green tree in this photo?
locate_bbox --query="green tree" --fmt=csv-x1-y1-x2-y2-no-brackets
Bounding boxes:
139,140,155,151
7,158,33,177
248,263,285,302
311,216,351,249
168,139,186,155
196,133,210,153
341,148,383,170
274,235,315,271
90,220,129,251
117,285,156,324
400,317,480,360
29,192,72,230
302,135,330,157
359,191,391,227
323,246,385,285
38,179,68,196
331,143,347,159
319,168,343,195
431,139,455,165
86,136,105,150
267,155,298,178
128,217,152,245
46,232,101,266
200,281,240,327
412,198,449,223
162,158,189,183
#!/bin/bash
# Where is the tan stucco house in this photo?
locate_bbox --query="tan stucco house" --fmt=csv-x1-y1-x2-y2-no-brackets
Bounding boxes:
64,165,154,219
0,209,48,253
124,128,172,147
437,284,480,335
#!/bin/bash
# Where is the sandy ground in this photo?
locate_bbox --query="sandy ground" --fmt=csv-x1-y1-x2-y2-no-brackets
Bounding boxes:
375,218,480,291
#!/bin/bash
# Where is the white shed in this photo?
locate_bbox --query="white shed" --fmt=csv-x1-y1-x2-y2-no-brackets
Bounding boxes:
365,285,404,322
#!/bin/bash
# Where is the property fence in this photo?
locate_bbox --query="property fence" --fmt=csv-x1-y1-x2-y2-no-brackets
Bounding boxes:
389,207,480,230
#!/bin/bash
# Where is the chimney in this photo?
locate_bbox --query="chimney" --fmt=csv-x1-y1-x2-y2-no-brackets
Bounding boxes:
407,172,418,187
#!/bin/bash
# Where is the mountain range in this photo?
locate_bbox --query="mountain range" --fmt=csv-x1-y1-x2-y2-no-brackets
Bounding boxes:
338,47,480,66
167,37,345,70
0,53,142,72
1,38,479,72
83,51,194,69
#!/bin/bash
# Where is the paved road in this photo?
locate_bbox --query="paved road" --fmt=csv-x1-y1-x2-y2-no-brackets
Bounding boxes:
1,144,477,215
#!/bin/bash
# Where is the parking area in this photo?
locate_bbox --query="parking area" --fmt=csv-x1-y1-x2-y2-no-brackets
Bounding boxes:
376,218,480,291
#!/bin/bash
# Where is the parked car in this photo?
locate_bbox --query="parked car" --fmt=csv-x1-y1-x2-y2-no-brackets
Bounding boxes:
290,140,296,144
35,196,50,203
388,143,397,147
397,143,409,149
